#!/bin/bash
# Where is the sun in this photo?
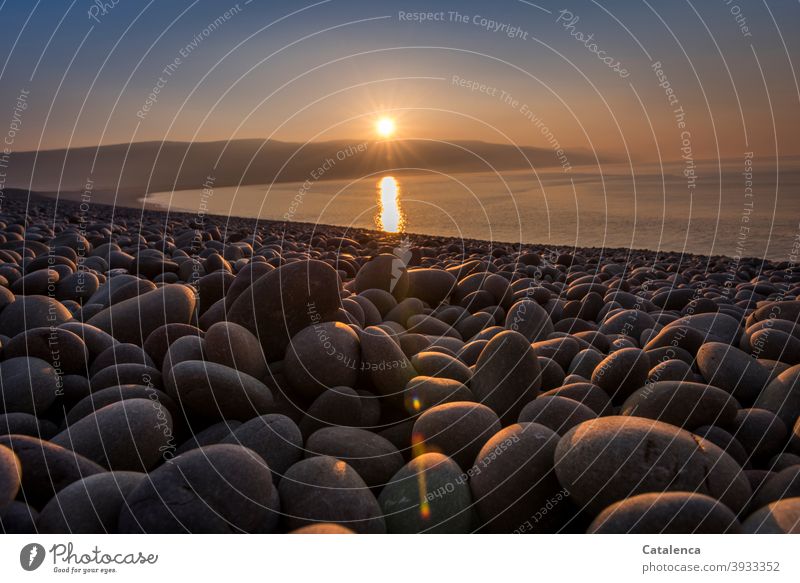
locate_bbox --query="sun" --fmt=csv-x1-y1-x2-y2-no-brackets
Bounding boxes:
376,117,396,138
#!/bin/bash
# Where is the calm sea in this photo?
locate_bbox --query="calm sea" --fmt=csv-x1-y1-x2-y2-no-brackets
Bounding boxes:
144,160,800,261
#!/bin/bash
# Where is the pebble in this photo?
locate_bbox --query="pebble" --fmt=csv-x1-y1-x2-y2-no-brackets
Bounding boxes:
2,201,800,533
470,423,566,533
588,492,741,534
37,471,146,533
51,399,173,471
554,416,752,514
279,455,386,534
305,426,404,489
620,381,739,430
118,444,273,533
378,453,473,533
284,321,361,400
469,330,541,423
165,360,273,421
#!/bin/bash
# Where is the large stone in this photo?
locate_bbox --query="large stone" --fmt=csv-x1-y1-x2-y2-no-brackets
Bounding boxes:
221,414,303,484
165,360,273,421
52,399,173,471
412,402,501,471
0,435,105,508
742,498,800,533
305,427,404,489
621,381,739,429
379,453,473,533
0,357,60,415
518,396,597,436
279,456,385,533
357,326,416,399
228,260,342,361
554,416,752,514
469,330,541,423
3,327,89,375
470,423,566,533
588,492,741,534
406,269,456,306
118,444,273,533
354,253,409,300
0,295,72,338
754,364,800,428
203,321,268,380
284,322,361,400
504,299,554,343
697,342,771,404
88,284,196,345
0,444,21,507
37,471,146,533
591,347,650,403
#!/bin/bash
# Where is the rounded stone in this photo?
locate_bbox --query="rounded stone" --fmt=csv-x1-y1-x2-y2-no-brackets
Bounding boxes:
221,414,303,484
620,381,740,429
357,326,417,399
540,383,613,416
118,444,273,533
504,299,554,343
305,427,404,489
379,453,473,533
51,399,173,471
591,347,650,403
279,456,385,534
588,492,741,534
205,321,268,380
470,423,566,533
646,359,692,384
284,322,361,400
3,327,89,375
0,357,60,415
750,467,800,510
290,523,355,534
228,260,343,361
410,351,472,384
88,284,196,345
554,416,752,514
1,444,21,507
354,253,409,300
469,330,541,423
403,376,474,415
90,343,155,377
37,471,146,533
166,360,273,421
727,408,787,461
697,342,771,404
0,435,105,508
0,295,72,338
518,396,597,436
412,402,501,471
406,268,456,306
742,498,800,533
754,364,800,428
0,501,38,533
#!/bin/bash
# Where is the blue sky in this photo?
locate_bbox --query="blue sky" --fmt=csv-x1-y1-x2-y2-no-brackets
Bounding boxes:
1,0,798,161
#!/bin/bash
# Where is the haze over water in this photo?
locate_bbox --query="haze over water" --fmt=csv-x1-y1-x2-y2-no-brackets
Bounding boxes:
147,160,800,261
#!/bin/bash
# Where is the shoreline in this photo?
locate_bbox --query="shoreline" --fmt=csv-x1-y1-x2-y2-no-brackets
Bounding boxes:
4,188,788,268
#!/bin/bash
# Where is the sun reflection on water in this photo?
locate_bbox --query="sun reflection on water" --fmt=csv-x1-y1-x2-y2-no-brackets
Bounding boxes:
376,176,405,233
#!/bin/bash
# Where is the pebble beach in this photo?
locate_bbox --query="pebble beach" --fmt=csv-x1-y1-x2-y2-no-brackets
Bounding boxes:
1,194,799,534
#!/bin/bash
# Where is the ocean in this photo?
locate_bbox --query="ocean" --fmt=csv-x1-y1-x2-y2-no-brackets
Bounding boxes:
143,160,800,261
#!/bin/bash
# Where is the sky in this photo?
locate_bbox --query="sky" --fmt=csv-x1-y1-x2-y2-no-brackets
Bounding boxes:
1,0,799,163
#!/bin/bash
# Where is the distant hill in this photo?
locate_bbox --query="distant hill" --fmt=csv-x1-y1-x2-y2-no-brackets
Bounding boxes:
4,138,602,204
